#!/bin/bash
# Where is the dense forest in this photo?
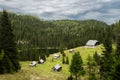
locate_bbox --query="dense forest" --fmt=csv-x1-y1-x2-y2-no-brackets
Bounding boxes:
0,12,114,61
1,10,120,80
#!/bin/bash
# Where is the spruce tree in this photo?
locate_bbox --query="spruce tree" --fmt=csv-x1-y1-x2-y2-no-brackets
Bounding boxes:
99,26,113,80
0,50,5,73
87,55,97,80
111,21,120,80
93,52,100,65
62,56,65,64
112,57,120,80
66,56,69,64
114,21,120,57
67,75,73,80
0,10,20,74
70,52,85,80
0,49,4,60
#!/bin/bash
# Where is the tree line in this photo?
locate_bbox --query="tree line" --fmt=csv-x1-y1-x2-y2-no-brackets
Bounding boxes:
0,11,112,61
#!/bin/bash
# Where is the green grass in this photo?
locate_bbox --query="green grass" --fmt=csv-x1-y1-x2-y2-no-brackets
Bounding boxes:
0,45,104,80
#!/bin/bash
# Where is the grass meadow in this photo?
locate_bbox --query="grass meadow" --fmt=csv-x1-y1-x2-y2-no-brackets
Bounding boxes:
0,45,104,80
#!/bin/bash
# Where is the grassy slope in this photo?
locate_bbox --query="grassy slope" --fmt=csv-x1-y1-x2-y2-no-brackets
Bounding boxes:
0,45,104,80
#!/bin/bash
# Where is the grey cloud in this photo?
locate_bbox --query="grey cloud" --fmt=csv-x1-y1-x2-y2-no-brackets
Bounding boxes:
0,0,120,24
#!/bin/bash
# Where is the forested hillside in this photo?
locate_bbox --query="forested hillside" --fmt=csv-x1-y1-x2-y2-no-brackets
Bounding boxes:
0,12,113,61
1,10,120,80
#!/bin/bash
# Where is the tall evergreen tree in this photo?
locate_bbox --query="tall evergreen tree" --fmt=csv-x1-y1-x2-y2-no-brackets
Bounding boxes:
114,21,120,57
62,56,65,64
99,26,113,80
93,52,100,65
66,56,69,64
112,57,120,80
70,52,85,80
0,10,20,74
0,49,4,60
111,21,120,80
87,55,97,80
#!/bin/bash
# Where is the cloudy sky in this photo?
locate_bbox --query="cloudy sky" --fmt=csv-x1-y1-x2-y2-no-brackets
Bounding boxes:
0,0,120,24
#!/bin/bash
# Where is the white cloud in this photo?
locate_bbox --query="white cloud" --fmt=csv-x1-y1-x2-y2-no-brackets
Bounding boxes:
0,0,120,24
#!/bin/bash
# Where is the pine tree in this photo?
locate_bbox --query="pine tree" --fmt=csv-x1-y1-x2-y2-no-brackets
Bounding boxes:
0,49,4,60
66,56,69,64
0,10,20,74
67,75,73,80
62,56,65,64
99,26,113,80
114,21,120,57
112,57,120,80
62,52,66,57
111,21,120,80
0,50,5,73
87,55,97,80
70,52,85,80
93,52,100,65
